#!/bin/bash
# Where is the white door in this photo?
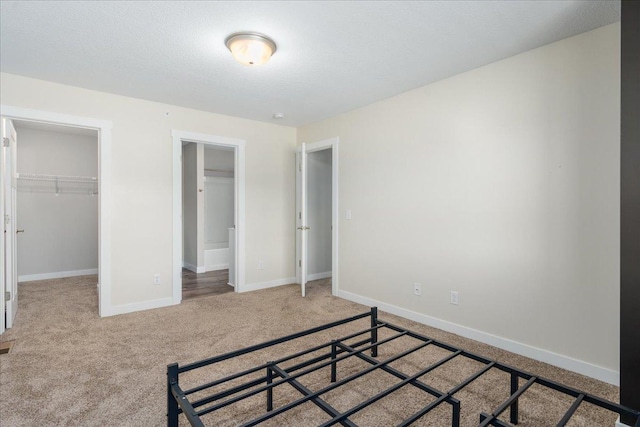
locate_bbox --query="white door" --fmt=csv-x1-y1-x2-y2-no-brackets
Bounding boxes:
2,118,18,328
295,143,309,296
0,119,5,335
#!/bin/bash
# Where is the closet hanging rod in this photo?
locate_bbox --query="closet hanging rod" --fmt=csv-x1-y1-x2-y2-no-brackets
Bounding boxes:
17,173,98,183
204,168,233,173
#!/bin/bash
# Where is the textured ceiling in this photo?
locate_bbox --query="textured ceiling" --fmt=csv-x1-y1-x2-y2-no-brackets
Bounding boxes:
0,1,620,127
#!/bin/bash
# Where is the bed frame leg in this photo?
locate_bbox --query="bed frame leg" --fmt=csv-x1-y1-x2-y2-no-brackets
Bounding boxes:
331,340,337,382
266,364,274,411
167,363,179,427
452,400,461,427
371,306,378,357
510,372,519,424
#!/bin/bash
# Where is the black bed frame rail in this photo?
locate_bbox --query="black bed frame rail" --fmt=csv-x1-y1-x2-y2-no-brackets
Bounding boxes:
167,307,640,427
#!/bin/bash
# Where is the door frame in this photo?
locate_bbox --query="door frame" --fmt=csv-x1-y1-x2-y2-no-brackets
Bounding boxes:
0,105,112,317
171,129,246,300
0,120,5,334
2,118,18,328
296,137,339,296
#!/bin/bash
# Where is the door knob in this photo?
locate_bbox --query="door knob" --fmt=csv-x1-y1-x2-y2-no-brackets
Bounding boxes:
16,229,25,234
297,226,310,230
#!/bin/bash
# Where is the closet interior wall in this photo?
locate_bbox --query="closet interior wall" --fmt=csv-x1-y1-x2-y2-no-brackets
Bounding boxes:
306,149,332,279
14,123,98,281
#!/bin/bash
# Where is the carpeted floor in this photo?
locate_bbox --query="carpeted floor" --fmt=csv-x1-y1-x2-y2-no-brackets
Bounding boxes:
0,275,619,426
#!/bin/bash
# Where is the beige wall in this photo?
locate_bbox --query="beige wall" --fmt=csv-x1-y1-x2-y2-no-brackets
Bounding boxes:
299,23,621,372
1,72,297,306
1,22,621,378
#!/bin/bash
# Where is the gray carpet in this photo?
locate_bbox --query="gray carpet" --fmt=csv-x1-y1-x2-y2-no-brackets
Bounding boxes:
0,276,619,426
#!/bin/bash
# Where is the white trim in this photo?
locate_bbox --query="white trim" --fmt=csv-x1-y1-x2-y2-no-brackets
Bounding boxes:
331,141,339,297
337,289,620,385
301,142,307,296
241,277,296,293
307,271,332,281
0,105,112,318
0,119,6,335
19,269,98,282
102,297,174,317
182,263,205,274
206,264,229,272
174,130,245,148
296,137,339,297
172,129,246,304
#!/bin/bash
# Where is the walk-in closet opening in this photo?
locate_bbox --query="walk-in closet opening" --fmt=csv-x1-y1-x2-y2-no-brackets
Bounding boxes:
10,120,99,320
181,142,236,300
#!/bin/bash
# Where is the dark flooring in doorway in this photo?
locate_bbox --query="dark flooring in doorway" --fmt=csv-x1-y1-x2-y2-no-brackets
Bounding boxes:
182,268,232,300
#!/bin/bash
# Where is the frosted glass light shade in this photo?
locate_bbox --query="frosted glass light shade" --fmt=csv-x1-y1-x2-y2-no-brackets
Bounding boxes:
225,33,277,66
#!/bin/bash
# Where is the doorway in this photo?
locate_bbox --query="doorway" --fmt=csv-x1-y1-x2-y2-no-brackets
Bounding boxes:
1,106,111,331
296,137,339,297
172,130,246,302
3,120,99,329
181,143,235,299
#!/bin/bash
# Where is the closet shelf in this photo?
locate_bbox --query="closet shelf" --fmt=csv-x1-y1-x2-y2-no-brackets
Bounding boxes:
17,173,99,195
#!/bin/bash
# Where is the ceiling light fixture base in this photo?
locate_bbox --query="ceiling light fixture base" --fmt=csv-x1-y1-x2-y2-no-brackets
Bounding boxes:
225,32,277,66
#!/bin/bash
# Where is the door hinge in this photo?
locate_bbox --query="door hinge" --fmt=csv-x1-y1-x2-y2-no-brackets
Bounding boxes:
299,212,301,220
299,260,301,267
298,163,302,172
2,137,9,147
4,291,10,300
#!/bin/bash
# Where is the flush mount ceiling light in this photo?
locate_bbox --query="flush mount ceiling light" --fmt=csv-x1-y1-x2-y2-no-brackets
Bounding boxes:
225,32,277,66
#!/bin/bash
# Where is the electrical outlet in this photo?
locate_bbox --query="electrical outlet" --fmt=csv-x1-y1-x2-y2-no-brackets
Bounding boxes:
450,291,459,305
413,283,421,296
258,260,264,270
153,274,161,285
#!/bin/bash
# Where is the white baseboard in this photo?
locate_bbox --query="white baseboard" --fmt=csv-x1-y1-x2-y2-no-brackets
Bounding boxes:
337,289,619,386
307,271,332,281
182,262,197,273
19,268,99,282
206,264,229,272
102,296,175,317
182,262,205,274
205,248,229,272
241,277,296,293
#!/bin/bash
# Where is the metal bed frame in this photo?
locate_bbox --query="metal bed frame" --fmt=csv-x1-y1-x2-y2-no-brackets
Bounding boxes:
167,307,640,427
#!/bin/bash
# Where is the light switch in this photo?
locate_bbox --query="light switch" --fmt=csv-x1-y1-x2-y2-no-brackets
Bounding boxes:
345,209,352,220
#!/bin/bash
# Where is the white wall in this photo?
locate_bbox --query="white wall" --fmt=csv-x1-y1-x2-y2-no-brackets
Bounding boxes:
298,24,621,376
204,177,234,250
0,72,297,307
15,126,98,279
307,149,332,276
182,142,198,269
